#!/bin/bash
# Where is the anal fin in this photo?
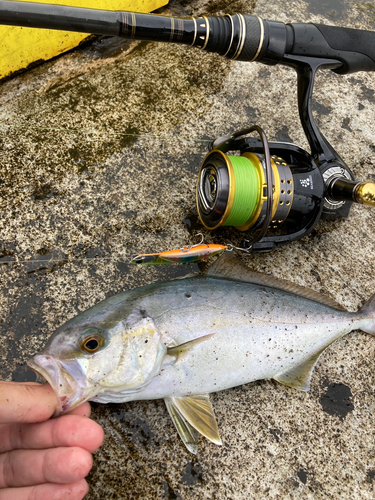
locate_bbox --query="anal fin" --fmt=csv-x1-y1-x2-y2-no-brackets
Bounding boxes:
164,394,222,454
273,345,330,391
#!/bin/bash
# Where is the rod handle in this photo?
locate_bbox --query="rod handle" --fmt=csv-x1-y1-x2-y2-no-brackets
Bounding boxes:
285,23,375,74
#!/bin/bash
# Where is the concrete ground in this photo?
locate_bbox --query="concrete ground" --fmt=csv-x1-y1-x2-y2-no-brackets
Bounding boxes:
1,0,375,498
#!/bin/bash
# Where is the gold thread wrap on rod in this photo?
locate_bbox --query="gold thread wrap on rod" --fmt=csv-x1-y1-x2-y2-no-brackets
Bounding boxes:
0,2,265,62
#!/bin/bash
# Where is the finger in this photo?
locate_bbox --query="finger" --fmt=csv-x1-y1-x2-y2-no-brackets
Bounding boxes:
67,402,91,418
0,415,104,453
17,384,91,417
0,479,88,500
0,382,57,424
0,447,92,488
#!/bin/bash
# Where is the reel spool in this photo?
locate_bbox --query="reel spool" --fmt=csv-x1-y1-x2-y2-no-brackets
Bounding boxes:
197,150,293,232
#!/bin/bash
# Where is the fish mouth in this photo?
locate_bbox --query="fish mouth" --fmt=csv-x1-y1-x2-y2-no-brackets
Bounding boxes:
28,355,90,416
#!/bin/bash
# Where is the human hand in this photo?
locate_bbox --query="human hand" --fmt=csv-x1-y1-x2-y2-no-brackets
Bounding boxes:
0,381,104,500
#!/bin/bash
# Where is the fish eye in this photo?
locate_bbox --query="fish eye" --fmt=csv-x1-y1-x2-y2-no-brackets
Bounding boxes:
79,328,105,354
84,338,100,351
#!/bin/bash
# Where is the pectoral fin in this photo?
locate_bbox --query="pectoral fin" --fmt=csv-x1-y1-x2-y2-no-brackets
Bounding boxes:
166,333,215,361
164,394,222,454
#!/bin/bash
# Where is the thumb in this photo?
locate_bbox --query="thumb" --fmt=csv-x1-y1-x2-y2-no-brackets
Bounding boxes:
0,381,58,424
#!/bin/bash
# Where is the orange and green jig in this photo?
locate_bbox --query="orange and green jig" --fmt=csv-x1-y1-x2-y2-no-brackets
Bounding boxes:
131,242,227,265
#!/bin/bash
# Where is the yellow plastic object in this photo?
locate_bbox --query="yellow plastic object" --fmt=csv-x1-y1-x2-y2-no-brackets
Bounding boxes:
0,0,169,80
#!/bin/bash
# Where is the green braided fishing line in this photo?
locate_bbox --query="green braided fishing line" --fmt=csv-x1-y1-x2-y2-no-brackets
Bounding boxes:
224,155,260,227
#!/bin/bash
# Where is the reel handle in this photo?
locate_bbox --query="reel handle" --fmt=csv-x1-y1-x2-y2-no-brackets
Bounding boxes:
329,178,375,207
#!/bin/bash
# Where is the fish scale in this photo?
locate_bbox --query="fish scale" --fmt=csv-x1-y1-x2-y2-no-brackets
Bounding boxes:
28,254,375,454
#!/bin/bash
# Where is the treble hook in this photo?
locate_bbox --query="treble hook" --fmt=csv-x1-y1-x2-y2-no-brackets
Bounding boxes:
180,233,204,252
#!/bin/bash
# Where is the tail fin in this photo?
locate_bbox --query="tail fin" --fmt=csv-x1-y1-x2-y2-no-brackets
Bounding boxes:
358,293,375,335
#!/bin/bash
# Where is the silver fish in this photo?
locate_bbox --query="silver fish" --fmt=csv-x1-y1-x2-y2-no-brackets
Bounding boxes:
28,254,375,453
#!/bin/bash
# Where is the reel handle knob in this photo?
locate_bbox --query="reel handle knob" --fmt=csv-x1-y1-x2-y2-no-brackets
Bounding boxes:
355,182,375,207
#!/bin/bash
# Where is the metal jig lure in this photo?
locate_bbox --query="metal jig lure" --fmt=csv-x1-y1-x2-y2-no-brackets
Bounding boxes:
131,235,227,265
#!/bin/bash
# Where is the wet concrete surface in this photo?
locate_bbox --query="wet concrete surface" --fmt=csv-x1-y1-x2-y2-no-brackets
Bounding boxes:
1,0,375,498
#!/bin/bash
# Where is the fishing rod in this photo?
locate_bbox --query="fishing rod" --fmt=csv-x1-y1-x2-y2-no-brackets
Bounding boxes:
1,1,375,71
1,1,375,251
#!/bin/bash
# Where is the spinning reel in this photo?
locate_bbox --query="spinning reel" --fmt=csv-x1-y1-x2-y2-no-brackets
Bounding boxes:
197,56,375,251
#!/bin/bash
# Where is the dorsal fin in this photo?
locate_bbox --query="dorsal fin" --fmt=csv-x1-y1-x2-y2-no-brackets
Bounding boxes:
205,253,345,311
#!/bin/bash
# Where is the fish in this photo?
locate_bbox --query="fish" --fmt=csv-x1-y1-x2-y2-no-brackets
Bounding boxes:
28,254,375,454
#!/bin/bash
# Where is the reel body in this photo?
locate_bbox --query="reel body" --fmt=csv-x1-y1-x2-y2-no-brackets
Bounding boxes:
197,138,325,252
